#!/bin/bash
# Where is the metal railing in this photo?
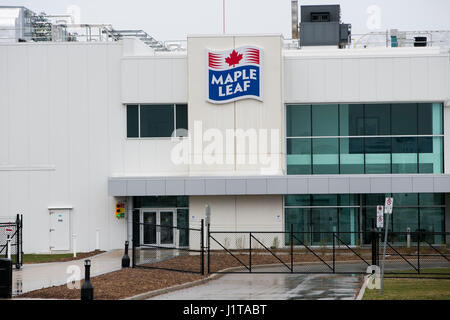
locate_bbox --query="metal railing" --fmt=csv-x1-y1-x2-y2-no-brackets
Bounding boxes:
0,214,23,269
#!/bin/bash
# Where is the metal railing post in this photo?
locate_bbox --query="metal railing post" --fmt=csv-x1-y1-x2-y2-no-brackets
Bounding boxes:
290,224,293,273
417,231,421,274
249,232,252,273
332,232,335,273
207,223,210,274
132,238,136,268
200,219,205,275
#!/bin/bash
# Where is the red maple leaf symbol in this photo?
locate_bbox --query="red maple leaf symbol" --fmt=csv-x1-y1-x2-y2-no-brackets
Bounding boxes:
225,50,243,67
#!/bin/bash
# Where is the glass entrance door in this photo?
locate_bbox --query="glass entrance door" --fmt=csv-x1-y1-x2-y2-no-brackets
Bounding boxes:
159,211,174,245
143,211,157,245
141,209,176,247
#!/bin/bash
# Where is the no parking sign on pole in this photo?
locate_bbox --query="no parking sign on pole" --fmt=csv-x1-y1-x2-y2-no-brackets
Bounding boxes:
376,206,384,228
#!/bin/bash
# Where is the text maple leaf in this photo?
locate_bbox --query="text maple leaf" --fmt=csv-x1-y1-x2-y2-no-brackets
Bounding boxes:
225,50,243,67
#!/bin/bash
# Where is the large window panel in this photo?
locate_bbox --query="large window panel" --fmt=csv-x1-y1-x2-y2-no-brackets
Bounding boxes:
312,104,338,136
287,105,311,137
392,137,417,173
391,103,417,135
392,208,418,244
420,208,445,244
418,137,443,173
364,104,390,135
311,208,338,245
340,138,364,174
339,104,364,136
432,103,443,135
339,208,359,245
312,138,339,174
287,138,311,174
175,104,188,136
285,208,310,245
126,105,139,138
140,105,175,137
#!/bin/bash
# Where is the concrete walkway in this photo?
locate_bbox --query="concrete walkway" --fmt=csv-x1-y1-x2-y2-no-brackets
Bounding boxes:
151,265,363,300
12,250,123,295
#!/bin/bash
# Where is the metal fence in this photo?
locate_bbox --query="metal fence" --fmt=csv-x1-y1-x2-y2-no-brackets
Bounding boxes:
379,231,450,277
132,220,204,274
130,221,450,277
207,227,450,277
0,214,23,269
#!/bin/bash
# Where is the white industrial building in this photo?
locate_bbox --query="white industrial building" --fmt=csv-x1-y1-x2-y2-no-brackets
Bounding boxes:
0,4,450,253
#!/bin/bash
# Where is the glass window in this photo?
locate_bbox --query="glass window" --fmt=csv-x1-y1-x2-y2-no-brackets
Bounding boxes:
312,138,339,174
418,103,433,135
287,139,311,174
392,193,418,206
287,105,311,137
432,103,443,135
392,208,418,244
285,208,310,245
419,193,443,206
420,208,445,244
311,194,338,206
364,104,390,135
175,104,188,137
177,209,189,247
339,104,364,136
339,208,359,245
140,105,174,137
126,105,139,138
365,137,390,174
391,103,417,135
285,195,310,206
392,137,417,173
311,208,337,245
312,104,338,136
340,138,364,174
419,137,443,173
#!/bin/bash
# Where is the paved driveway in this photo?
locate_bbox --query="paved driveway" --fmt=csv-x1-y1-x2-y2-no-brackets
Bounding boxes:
151,265,363,300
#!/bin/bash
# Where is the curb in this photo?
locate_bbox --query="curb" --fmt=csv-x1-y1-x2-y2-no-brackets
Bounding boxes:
356,275,369,300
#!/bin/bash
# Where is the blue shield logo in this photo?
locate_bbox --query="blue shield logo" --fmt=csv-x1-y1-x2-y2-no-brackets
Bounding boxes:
207,46,262,104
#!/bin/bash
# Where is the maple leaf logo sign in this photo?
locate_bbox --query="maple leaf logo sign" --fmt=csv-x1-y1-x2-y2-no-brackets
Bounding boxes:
225,49,243,67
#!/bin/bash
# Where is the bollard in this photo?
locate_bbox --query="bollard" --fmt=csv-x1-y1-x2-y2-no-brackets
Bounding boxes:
6,236,11,260
80,259,94,300
72,234,77,258
406,227,411,248
122,241,130,268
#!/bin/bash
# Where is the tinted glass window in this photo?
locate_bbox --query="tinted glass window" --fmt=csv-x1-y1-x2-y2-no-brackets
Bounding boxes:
312,104,338,136
391,103,417,135
176,104,188,136
287,105,311,137
127,105,139,138
364,104,390,135
140,105,174,137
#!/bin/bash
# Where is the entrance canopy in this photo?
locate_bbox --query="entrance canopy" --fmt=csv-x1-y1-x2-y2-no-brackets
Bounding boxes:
108,174,450,196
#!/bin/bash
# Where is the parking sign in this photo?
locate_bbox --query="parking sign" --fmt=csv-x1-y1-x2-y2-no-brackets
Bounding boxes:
384,197,393,214
377,205,384,228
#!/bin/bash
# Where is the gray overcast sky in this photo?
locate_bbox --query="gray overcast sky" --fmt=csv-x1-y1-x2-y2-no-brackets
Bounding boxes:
2,0,450,41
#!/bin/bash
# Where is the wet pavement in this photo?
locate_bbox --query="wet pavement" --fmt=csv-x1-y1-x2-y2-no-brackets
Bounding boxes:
12,250,124,295
151,266,363,300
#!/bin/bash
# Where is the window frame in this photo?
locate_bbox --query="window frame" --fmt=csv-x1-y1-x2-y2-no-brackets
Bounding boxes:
285,102,444,175
126,103,188,139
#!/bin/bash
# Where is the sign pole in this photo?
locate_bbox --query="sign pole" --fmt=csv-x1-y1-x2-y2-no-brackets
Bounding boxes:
380,197,393,295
